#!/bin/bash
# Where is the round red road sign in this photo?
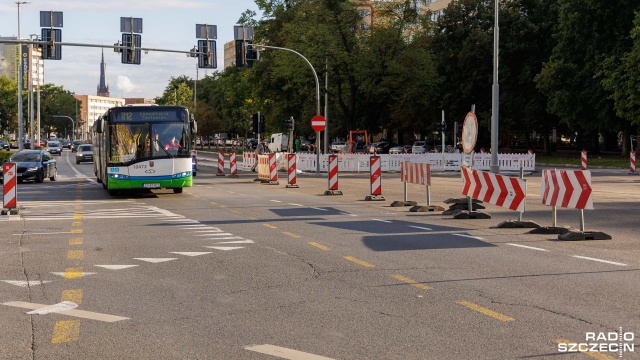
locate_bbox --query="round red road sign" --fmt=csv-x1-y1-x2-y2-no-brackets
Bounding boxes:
462,112,478,154
311,115,326,132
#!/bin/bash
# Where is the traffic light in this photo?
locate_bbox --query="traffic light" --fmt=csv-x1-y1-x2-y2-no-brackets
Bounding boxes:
258,115,265,134
456,121,462,134
285,116,294,129
436,121,444,132
251,113,259,133
41,28,62,60
197,40,216,69
235,40,245,67
121,33,141,65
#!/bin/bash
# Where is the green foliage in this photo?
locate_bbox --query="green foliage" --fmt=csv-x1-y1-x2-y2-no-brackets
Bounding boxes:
0,150,11,162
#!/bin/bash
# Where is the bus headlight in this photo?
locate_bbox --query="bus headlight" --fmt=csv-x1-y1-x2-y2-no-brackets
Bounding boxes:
172,171,191,179
108,173,129,179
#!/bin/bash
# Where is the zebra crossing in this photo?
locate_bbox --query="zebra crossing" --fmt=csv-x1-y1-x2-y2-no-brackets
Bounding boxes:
16,201,179,221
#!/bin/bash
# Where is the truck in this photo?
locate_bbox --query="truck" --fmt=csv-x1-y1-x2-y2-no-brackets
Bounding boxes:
268,133,289,152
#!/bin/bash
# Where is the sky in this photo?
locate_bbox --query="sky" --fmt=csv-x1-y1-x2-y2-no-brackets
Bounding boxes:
0,0,262,99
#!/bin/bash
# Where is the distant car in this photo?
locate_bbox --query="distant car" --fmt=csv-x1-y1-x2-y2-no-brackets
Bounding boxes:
61,139,71,149
191,151,198,177
75,144,94,164
0,150,58,183
412,141,429,154
0,140,9,150
300,139,315,152
71,140,83,152
330,141,346,153
369,141,392,154
46,141,62,155
389,144,412,154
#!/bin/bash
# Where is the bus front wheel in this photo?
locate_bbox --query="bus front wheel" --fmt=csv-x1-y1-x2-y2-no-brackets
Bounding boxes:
173,188,183,194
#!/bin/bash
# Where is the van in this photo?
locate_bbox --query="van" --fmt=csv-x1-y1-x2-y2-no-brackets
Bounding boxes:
268,133,288,152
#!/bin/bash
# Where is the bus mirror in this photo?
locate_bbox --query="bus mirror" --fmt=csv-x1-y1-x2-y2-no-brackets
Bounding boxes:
95,118,104,133
190,120,197,135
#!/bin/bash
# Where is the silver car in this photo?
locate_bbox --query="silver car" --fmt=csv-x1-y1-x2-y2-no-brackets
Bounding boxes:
75,144,94,164
46,141,63,155
412,141,429,154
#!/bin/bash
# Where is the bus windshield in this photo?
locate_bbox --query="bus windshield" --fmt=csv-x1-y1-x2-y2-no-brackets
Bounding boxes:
109,122,189,164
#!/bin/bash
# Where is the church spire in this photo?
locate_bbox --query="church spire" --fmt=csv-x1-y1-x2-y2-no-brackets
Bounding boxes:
97,49,110,97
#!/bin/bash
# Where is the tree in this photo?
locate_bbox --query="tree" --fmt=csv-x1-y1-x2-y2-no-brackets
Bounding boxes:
0,75,19,136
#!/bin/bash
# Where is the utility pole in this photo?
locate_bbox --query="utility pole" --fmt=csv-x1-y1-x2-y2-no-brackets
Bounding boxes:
16,1,31,151
490,0,500,173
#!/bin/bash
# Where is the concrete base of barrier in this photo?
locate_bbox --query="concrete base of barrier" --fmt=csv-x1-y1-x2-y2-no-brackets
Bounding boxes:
527,226,572,235
409,205,445,212
217,173,226,177
443,202,486,215
267,181,280,185
286,184,299,188
494,220,541,229
558,231,612,241
390,201,418,207
365,195,385,201
253,178,262,182
1,208,20,215
452,210,492,219
444,198,482,204
229,174,239,178
324,190,343,196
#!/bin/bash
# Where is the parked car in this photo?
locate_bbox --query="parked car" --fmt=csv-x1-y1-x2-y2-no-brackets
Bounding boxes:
75,144,94,164
389,144,412,154
61,139,71,149
330,141,346,153
46,140,63,155
369,141,393,154
0,140,10,150
21,141,32,149
300,139,315,152
0,150,58,183
71,140,84,152
412,141,430,154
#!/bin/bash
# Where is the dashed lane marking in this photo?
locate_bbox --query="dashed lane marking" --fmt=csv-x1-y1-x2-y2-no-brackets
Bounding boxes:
245,344,335,360
94,265,139,270
2,280,52,287
507,243,549,252
282,232,302,238
3,301,129,322
408,225,432,231
204,246,244,251
133,258,178,263
343,256,375,268
263,223,278,229
453,234,484,240
51,320,80,344
572,256,627,267
373,219,392,223
169,252,213,257
456,300,514,322
308,242,330,251
391,274,431,290
61,290,83,304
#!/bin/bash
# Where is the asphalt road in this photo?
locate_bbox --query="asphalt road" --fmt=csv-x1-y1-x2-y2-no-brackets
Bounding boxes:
1,150,639,360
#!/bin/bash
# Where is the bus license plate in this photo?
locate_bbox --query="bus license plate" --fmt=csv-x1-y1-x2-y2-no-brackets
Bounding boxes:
143,183,160,189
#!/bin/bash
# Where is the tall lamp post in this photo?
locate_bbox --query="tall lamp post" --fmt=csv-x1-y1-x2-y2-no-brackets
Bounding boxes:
53,115,75,141
490,0,500,173
16,1,31,151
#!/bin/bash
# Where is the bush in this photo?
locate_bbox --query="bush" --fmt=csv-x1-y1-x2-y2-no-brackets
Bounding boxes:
0,150,11,162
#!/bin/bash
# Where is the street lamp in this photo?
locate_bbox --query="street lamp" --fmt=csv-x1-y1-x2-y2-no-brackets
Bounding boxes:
16,1,31,151
53,115,75,141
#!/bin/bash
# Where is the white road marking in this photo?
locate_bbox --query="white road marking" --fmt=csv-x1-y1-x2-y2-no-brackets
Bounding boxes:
26,301,78,314
133,258,178,263
50,272,96,277
169,252,213,257
572,256,628,266
245,344,335,360
453,233,484,240
94,265,139,270
193,233,234,237
313,208,328,211
373,219,392,223
409,225,432,231
191,228,224,232
507,243,549,252
200,236,245,240
270,200,282,203
3,301,129,322
289,203,304,207
179,224,207,228
204,246,244,251
2,280,52,287
349,214,358,217
216,240,254,244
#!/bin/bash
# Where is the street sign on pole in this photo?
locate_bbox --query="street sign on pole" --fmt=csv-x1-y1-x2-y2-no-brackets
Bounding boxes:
311,115,326,132
462,112,478,154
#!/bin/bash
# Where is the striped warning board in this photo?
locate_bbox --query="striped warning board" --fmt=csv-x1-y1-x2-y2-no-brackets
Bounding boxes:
461,167,526,212
541,169,593,210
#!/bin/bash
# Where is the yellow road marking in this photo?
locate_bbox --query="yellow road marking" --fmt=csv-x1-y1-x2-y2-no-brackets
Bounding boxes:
343,256,375,268
70,229,83,234
219,205,226,208
71,222,83,227
64,267,84,280
72,215,83,220
282,231,301,238
51,320,80,344
209,201,218,205
308,242,330,251
554,339,617,360
391,274,431,290
456,300,514,322
263,223,277,229
67,250,83,260
61,289,82,304
68,238,83,245
231,210,241,214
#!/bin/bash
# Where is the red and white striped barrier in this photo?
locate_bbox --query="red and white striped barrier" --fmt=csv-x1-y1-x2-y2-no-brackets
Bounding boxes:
401,162,431,186
461,167,526,212
541,169,593,210
365,156,384,200
268,153,278,184
581,150,587,170
3,163,17,210
528,149,533,155
286,154,298,188
325,155,341,195
243,153,256,171
217,152,225,176
229,151,238,177
631,151,636,174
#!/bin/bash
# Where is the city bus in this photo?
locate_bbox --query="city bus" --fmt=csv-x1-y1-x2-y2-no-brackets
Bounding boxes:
92,105,197,195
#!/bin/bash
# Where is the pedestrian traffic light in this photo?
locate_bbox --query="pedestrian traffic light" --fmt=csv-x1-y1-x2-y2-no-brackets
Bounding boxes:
197,40,216,69
235,40,245,68
121,33,141,65
251,113,259,133
41,28,62,60
258,116,265,134
285,117,294,129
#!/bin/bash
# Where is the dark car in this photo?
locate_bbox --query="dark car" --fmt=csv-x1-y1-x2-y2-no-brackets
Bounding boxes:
1,150,58,183
75,144,94,164
247,139,258,150
300,139,315,152
22,141,32,149
46,140,63,155
71,140,84,152
0,140,9,150
61,139,71,149
369,141,393,154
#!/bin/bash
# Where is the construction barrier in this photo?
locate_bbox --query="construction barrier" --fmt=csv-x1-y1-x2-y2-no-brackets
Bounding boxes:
581,150,587,170
286,154,298,188
268,154,278,184
461,167,526,212
394,162,444,212
229,152,238,177
3,163,17,210
217,152,225,176
243,153,256,171
325,155,342,195
365,156,384,201
631,151,636,174
257,155,270,181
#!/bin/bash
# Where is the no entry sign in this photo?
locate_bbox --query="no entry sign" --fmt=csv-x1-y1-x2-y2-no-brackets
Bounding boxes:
311,115,326,132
